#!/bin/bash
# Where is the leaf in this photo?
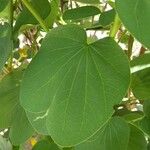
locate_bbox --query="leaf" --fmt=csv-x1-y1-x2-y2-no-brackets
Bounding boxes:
73,0,100,4
9,105,34,146
0,135,12,150
32,139,60,150
63,6,101,21
127,125,147,150
139,117,150,136
75,117,130,150
0,0,9,12
99,9,116,27
20,25,130,146
45,0,59,28
26,111,48,135
143,100,150,117
116,0,150,49
131,53,150,100
0,69,34,145
14,0,51,32
0,70,22,128
0,23,12,72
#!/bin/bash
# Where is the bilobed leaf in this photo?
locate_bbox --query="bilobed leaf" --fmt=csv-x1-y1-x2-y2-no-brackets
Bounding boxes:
131,53,150,100
116,0,150,49
14,0,51,32
63,6,100,21
0,0,9,12
76,117,130,150
127,125,147,150
0,70,34,145
20,25,130,146
0,23,12,72
26,111,48,135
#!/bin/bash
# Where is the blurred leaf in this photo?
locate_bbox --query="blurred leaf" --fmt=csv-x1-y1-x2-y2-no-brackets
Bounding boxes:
14,0,51,32
0,69,34,145
139,117,150,136
131,53,150,100
0,135,12,150
99,9,115,27
143,100,150,117
127,124,147,150
0,0,9,12
32,139,60,150
0,23,12,72
73,0,100,4
63,6,100,21
116,0,150,49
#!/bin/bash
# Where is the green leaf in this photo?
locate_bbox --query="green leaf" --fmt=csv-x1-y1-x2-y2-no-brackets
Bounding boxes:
45,0,59,28
20,25,130,146
63,6,100,21
99,9,116,27
26,111,48,135
76,117,130,150
0,69,34,145
9,105,34,146
116,0,150,49
14,0,51,32
32,139,60,150
0,0,9,12
127,125,147,150
131,53,150,100
143,100,150,117
0,23,12,72
139,117,150,136
0,135,12,150
0,70,22,128
73,0,100,4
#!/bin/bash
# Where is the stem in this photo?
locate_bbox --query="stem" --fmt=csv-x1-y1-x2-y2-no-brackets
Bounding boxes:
22,0,49,32
128,35,134,59
8,0,14,71
109,14,121,38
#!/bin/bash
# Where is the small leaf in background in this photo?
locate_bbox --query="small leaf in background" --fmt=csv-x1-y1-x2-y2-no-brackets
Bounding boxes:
0,23,12,72
0,69,34,145
73,0,100,4
139,117,150,136
131,53,150,100
20,25,130,146
9,106,34,146
14,0,51,32
76,117,130,150
143,100,150,117
99,9,116,27
63,6,101,21
32,139,60,150
127,125,147,150
116,0,150,49
0,0,9,12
